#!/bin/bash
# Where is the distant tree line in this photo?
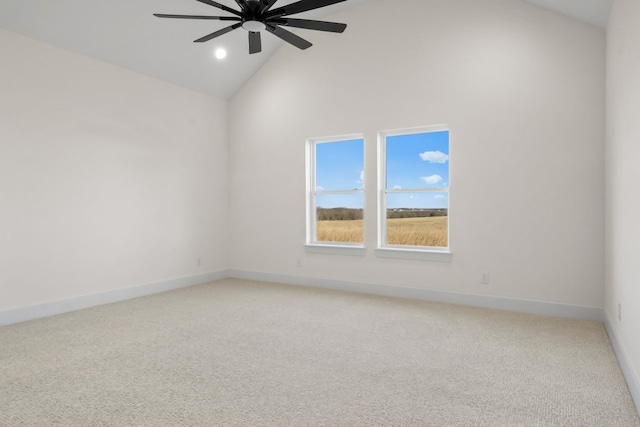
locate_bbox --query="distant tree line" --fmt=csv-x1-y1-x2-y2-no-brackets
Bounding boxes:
387,208,448,219
317,207,447,221
317,208,363,221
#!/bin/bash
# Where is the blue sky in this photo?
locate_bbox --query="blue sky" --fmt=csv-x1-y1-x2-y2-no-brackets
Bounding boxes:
315,131,449,209
386,130,449,209
386,131,449,190
315,139,364,192
315,138,364,209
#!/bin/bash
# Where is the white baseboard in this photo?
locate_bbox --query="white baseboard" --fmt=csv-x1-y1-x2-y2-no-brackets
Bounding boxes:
227,269,604,322
604,315,640,417
1,267,605,328
0,270,229,326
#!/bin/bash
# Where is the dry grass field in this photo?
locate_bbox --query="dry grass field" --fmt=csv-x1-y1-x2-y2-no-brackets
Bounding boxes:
316,216,448,247
316,219,364,243
386,216,448,247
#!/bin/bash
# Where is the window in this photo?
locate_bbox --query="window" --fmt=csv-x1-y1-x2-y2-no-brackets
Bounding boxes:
377,126,451,258
306,135,365,252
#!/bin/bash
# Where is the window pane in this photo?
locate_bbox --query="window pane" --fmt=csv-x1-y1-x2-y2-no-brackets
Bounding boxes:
316,194,363,244
386,192,448,247
316,139,364,191
386,131,449,190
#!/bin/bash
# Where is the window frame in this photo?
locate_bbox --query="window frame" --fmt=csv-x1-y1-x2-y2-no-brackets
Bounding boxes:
376,125,452,262
305,134,366,255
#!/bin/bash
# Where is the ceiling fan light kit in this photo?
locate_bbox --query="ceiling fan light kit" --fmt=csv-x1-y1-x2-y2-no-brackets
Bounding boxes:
242,20,267,32
154,0,348,54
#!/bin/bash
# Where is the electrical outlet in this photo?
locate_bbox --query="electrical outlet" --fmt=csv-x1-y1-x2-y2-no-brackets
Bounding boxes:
481,271,490,284
618,303,622,322
197,257,202,267
297,258,302,267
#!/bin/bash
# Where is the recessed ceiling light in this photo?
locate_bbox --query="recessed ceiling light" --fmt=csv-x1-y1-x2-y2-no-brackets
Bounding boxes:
214,48,227,60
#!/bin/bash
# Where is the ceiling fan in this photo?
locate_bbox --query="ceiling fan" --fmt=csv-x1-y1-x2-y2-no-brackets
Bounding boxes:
154,0,348,54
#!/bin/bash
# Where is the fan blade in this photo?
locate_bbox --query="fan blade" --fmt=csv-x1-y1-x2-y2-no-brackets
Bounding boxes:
266,24,312,50
271,18,346,33
194,22,242,43
154,14,241,21
195,0,242,16
249,32,262,54
258,0,278,14
233,0,249,12
267,0,346,18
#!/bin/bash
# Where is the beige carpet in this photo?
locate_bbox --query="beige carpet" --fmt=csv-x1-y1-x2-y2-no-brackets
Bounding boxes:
1,278,638,426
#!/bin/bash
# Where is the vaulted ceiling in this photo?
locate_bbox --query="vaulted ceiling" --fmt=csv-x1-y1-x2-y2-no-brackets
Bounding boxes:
0,0,612,99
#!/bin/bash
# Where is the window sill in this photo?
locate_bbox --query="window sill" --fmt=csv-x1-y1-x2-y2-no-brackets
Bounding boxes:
374,247,452,262
305,244,367,256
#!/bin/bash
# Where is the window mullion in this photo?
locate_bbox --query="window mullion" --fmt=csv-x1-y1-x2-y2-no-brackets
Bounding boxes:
385,187,449,194
314,189,364,196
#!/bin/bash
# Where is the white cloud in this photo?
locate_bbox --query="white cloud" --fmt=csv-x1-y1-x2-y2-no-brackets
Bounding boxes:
421,175,443,185
419,150,449,163
356,170,364,186
393,185,402,190
316,185,325,191
434,194,447,200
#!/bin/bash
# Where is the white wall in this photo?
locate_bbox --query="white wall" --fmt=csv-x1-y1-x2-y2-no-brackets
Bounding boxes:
605,0,640,405
229,0,606,308
0,29,228,312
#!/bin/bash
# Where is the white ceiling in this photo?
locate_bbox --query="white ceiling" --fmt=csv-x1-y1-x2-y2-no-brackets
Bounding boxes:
0,0,611,100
